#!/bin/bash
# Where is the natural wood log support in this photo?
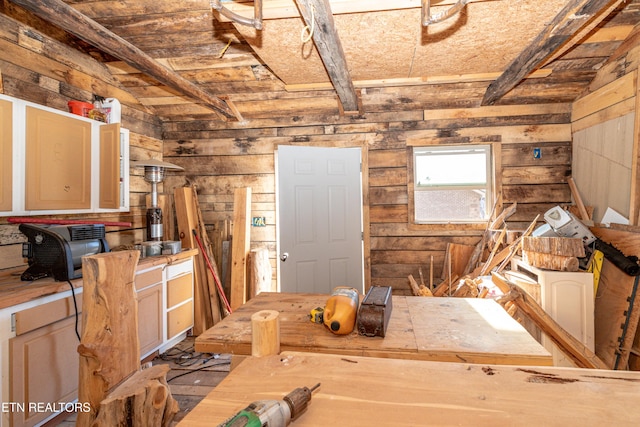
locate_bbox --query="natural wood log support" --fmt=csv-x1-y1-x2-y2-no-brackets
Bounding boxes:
482,0,624,105
8,0,238,120
251,310,280,357
77,250,141,426
522,237,586,257
294,0,359,112
91,365,178,427
249,247,272,298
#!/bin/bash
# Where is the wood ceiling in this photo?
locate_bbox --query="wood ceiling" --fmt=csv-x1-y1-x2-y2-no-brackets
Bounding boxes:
3,0,640,124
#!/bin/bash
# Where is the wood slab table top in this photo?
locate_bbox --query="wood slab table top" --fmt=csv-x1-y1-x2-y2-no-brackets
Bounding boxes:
195,292,552,366
179,351,640,427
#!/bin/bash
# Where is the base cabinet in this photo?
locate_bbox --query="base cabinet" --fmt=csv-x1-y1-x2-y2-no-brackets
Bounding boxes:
511,257,594,367
5,292,83,427
135,256,194,357
2,253,194,427
137,284,163,358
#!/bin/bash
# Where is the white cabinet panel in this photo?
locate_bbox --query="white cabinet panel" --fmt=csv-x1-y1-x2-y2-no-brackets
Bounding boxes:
512,257,594,367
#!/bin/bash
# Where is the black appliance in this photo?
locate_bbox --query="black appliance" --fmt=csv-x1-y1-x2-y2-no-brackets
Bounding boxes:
19,223,110,281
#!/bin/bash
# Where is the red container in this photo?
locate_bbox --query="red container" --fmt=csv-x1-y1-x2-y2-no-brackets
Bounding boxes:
67,100,94,117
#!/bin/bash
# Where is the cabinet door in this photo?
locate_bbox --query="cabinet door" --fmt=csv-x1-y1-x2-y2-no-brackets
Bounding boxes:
10,316,80,427
99,123,121,209
25,106,91,210
0,98,12,211
137,283,163,357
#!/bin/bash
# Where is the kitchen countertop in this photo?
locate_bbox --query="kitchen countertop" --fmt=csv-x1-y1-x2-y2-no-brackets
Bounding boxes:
0,248,198,310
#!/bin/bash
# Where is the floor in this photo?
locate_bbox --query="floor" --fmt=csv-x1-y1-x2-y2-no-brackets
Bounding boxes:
47,336,231,426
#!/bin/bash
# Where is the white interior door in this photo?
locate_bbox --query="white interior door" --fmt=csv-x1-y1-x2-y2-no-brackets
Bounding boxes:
277,145,364,294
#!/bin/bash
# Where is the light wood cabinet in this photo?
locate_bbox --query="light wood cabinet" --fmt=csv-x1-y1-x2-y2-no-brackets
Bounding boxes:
135,266,163,358
165,260,194,342
0,93,129,216
25,106,92,210
99,123,122,209
134,256,194,358
0,98,12,212
137,284,163,358
9,294,83,427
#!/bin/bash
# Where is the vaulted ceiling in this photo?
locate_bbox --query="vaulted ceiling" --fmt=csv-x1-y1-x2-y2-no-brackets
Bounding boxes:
3,0,640,124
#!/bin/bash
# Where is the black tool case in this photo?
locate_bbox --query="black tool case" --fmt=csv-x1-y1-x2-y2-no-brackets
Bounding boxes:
357,286,393,337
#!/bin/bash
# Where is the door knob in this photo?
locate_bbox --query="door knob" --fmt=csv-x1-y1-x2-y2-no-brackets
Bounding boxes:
280,252,289,262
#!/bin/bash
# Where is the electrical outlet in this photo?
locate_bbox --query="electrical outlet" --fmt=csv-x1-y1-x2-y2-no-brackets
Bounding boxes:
533,148,541,159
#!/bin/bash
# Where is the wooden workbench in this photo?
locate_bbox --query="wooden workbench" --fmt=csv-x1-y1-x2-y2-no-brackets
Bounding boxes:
179,351,640,426
195,292,553,366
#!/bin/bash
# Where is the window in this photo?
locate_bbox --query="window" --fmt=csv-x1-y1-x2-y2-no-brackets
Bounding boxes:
413,145,492,223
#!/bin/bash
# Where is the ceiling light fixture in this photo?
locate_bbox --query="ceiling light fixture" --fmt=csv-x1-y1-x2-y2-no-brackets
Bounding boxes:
422,0,469,26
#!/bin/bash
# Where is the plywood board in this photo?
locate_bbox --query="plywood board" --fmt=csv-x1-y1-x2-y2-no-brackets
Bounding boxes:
195,292,552,366
593,258,640,369
235,1,569,85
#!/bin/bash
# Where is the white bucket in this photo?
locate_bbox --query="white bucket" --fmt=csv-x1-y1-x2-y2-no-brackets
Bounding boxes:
94,98,121,123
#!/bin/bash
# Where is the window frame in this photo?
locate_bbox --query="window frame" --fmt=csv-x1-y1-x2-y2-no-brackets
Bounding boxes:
410,144,495,225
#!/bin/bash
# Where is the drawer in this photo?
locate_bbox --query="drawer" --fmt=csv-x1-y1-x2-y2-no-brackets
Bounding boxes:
14,293,83,336
167,301,193,339
166,259,192,280
135,266,162,291
166,273,193,308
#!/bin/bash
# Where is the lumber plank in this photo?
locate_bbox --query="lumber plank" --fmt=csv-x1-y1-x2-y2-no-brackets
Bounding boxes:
441,243,475,281
192,186,224,321
594,259,640,369
231,187,252,311
174,186,213,335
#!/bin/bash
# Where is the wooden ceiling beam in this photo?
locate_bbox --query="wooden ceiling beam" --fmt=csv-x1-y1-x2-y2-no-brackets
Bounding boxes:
482,0,623,106
294,0,359,112
9,0,239,121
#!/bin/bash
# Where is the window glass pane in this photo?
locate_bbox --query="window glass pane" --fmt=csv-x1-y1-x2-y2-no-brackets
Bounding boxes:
415,189,487,222
415,151,487,186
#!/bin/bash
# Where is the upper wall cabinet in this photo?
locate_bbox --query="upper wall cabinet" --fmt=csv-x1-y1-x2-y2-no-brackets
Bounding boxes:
0,99,12,212
25,106,92,210
0,94,129,216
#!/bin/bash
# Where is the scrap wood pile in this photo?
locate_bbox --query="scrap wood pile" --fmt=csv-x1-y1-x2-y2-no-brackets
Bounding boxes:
407,202,536,299
408,202,591,299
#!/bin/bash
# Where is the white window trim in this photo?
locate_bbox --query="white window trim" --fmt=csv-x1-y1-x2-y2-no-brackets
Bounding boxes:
412,144,493,224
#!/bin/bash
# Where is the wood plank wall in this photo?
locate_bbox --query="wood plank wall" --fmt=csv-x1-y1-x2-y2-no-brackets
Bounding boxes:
572,35,640,225
162,104,573,295
0,10,159,270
